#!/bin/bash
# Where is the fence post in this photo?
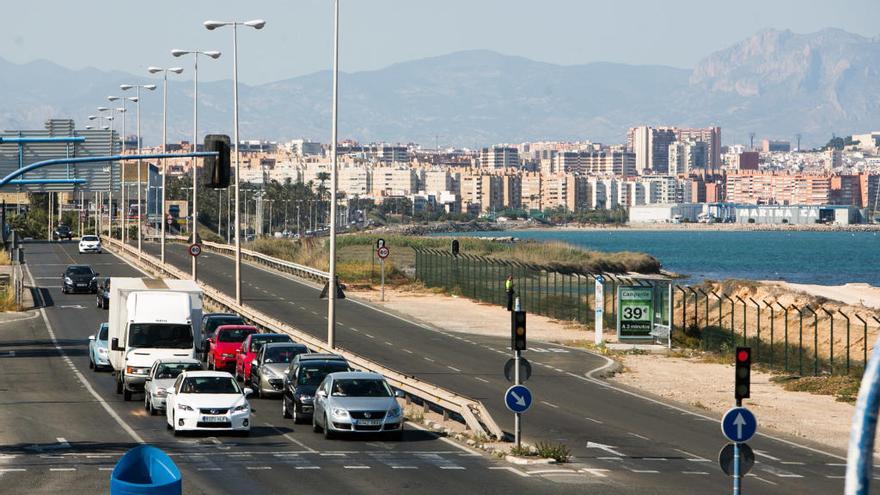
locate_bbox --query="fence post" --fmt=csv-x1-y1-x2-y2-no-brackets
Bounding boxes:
698,288,709,329
736,295,747,347
777,302,789,372
765,301,775,369
792,305,804,376
750,297,761,360
806,306,818,376
722,294,735,346
677,286,688,331
576,274,583,323
821,308,835,374
842,312,852,375
687,287,698,327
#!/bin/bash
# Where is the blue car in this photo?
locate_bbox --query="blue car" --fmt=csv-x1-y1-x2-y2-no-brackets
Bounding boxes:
89,323,110,370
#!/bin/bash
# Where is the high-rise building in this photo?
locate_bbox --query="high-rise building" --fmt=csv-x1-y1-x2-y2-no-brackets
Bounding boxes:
675,127,721,170
628,126,677,174
668,140,708,175
761,139,791,153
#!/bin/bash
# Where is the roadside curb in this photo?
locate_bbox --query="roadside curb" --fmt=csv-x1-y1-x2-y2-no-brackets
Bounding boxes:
504,455,556,465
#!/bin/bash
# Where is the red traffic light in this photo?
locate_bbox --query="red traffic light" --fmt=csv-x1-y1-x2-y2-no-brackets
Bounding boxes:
737,349,750,362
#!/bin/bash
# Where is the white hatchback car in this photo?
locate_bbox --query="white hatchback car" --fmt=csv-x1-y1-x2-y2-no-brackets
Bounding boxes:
78,235,102,254
165,371,252,436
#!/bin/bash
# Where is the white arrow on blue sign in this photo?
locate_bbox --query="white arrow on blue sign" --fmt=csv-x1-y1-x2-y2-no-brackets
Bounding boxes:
505,385,532,413
721,407,757,443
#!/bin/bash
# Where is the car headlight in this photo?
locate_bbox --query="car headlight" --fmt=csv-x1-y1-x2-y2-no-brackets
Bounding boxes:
155,387,167,397
265,368,280,379
125,366,150,375
177,404,194,411
64,277,73,284
232,403,249,413
331,408,350,419
296,394,313,403
387,406,402,419
97,348,108,356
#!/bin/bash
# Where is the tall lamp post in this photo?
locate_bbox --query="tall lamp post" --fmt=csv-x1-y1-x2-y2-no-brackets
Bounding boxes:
120,83,156,258
204,18,266,305
148,66,184,264
107,97,127,241
171,48,221,281
97,107,116,237
327,0,341,348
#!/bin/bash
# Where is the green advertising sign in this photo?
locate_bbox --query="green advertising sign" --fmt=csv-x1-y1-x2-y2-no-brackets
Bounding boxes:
617,286,654,339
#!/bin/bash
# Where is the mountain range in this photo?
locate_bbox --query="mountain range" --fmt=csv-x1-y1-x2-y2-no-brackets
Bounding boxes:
2,28,879,148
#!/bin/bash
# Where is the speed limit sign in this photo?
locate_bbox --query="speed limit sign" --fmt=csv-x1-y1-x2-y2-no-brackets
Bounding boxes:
188,243,202,257
376,246,389,259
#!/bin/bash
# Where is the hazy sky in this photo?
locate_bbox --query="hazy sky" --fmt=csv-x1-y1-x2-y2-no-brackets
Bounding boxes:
2,0,878,85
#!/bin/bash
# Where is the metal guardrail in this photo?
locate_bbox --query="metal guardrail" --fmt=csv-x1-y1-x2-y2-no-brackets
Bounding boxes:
102,236,503,440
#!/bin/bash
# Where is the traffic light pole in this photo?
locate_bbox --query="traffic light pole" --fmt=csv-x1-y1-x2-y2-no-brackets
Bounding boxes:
514,297,522,450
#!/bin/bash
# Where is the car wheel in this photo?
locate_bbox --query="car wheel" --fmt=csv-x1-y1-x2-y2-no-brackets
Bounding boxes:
123,388,132,401
88,355,94,370
312,412,322,433
172,415,181,436
323,415,334,439
144,394,150,411
282,398,291,419
115,378,123,394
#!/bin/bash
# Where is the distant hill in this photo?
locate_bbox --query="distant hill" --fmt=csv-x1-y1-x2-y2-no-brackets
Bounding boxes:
2,28,879,148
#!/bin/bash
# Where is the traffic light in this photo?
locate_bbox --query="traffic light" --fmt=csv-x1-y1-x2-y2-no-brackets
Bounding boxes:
735,347,751,401
204,134,231,188
512,310,526,351
451,239,460,256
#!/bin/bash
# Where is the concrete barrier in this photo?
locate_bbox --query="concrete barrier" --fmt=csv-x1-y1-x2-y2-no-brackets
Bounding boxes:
102,236,503,440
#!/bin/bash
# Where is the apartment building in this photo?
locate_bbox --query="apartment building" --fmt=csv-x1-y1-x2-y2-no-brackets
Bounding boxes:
761,139,791,153
551,149,635,176
668,140,708,175
371,166,418,197
480,146,519,169
520,172,542,210
676,127,721,170
628,126,677,174
725,171,848,205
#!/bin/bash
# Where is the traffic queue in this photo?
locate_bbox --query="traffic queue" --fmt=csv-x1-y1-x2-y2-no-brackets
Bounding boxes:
83,275,405,440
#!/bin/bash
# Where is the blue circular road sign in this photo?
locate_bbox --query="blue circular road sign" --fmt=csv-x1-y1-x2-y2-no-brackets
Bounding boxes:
721,407,757,443
505,385,532,413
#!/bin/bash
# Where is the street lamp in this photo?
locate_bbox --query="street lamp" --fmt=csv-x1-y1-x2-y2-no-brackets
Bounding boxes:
327,0,341,348
97,106,116,237
120,83,157,258
171,48,221,281
204,18,266,305
147,66,184,264
108,96,127,242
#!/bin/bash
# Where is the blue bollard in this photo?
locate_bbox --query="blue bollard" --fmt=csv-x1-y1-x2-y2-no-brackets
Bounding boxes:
110,445,181,495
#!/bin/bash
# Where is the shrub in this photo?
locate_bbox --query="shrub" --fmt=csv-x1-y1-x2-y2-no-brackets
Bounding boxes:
535,442,571,463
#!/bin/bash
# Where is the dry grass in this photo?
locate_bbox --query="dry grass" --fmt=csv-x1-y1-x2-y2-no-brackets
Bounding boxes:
770,375,861,403
0,250,11,266
0,288,19,312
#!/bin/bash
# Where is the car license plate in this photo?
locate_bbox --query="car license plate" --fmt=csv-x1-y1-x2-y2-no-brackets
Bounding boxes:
77,284,87,287
356,419,382,426
201,415,227,422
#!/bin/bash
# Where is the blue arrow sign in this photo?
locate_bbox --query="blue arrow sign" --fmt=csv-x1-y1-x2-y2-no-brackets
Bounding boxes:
505,385,532,413
721,407,757,443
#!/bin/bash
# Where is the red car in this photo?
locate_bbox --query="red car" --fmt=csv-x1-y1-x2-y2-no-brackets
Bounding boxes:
206,325,259,372
235,333,292,382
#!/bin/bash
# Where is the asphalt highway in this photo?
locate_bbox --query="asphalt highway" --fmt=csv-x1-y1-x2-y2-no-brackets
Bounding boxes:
135,239,852,494
4,241,623,495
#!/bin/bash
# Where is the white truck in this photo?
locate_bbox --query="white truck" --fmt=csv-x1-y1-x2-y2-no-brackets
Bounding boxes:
108,278,204,401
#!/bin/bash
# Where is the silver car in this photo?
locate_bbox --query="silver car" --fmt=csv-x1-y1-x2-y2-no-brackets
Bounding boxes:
249,342,309,398
144,358,203,415
312,371,405,440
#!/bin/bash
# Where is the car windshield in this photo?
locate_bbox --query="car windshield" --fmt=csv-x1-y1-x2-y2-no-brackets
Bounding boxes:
128,324,193,349
67,266,93,276
331,378,392,398
82,236,99,242
299,362,349,386
217,327,255,343
180,376,239,394
263,346,305,364
205,316,245,334
155,362,202,379
98,325,108,341
250,335,291,353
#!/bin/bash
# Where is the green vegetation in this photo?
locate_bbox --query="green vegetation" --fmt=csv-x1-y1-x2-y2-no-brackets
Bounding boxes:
243,234,660,290
535,442,571,463
508,445,533,457
822,135,856,151
770,375,860,403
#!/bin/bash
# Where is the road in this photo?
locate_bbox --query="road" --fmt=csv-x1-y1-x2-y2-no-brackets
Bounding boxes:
3,241,621,494
138,239,851,494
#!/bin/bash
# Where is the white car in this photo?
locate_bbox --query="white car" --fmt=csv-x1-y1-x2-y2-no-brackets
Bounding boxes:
165,371,252,436
144,358,203,416
78,235,102,254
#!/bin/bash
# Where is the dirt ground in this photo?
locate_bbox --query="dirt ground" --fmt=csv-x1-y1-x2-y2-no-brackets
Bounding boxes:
350,285,868,455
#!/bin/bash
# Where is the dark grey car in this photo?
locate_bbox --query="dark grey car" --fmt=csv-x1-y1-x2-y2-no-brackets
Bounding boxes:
249,342,309,398
62,265,98,294
282,354,351,423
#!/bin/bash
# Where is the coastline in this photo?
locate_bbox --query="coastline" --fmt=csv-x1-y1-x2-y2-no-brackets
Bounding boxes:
501,221,880,233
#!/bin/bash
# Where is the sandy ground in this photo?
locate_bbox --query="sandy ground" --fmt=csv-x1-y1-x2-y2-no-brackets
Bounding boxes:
351,285,863,454
352,286,603,343
764,281,880,310
611,354,862,454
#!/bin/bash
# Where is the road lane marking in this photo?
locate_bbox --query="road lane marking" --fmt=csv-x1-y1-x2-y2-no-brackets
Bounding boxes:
447,366,461,372
682,471,710,475
25,263,145,444
475,377,489,383
781,461,805,465
271,426,318,453
424,357,434,362
746,474,778,485
675,449,710,462
755,450,782,461
343,465,370,469
385,341,394,346
197,467,222,471
391,466,418,469
403,349,414,354
364,333,375,339
296,466,321,470
580,468,608,477
0,469,26,473
49,468,76,472
585,417,603,424
629,469,660,474
627,432,650,441
540,401,559,408
440,466,465,470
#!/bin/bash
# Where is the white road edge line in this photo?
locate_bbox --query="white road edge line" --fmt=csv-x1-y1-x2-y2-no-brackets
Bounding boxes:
488,466,530,477
271,426,318,453
580,353,848,461
25,262,145,445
